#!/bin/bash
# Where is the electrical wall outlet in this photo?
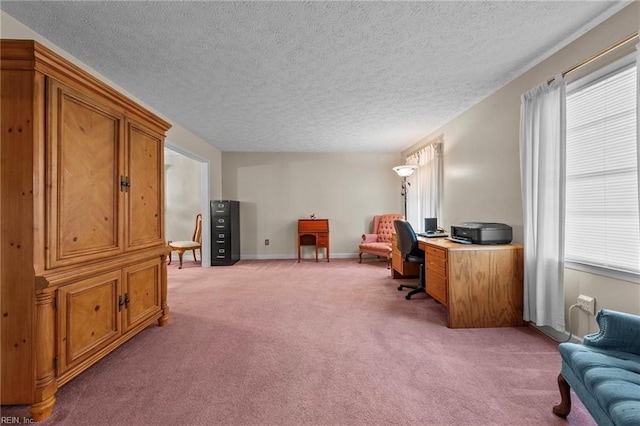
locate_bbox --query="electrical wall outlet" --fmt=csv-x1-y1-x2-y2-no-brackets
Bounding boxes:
577,294,596,315
265,239,269,246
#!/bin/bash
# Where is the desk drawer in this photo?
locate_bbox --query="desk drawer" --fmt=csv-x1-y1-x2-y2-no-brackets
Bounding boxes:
427,271,448,306
425,245,447,262
426,261,446,277
317,233,329,246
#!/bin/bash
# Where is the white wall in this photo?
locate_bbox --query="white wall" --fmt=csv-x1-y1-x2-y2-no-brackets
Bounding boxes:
165,127,222,202
402,3,640,335
221,152,402,259
165,149,202,260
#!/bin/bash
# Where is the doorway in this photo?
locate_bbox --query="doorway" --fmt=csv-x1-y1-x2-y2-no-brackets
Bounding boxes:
164,141,211,267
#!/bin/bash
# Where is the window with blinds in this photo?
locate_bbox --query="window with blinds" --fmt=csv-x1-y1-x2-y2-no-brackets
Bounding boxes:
565,55,639,277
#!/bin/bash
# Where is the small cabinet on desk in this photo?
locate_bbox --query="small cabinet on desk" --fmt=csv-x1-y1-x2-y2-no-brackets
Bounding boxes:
297,219,329,262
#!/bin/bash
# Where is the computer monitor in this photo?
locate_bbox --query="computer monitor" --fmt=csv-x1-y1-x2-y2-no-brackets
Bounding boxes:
424,218,438,232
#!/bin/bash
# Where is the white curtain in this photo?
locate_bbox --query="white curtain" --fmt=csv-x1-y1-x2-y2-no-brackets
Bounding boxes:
405,142,443,231
520,76,566,332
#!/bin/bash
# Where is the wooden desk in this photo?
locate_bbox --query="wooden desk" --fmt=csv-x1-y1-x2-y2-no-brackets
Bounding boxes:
297,219,329,262
417,237,523,328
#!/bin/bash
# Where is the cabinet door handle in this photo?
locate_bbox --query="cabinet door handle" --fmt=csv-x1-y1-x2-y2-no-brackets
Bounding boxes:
118,295,124,312
124,293,130,308
120,175,130,192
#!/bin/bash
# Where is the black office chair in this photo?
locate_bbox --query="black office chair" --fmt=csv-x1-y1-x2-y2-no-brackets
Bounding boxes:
393,219,426,300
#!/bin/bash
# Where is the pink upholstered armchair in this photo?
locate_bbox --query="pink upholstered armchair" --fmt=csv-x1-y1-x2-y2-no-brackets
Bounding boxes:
359,214,404,268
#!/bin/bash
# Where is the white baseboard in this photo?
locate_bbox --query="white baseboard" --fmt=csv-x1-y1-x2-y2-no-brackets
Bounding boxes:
534,325,582,344
240,253,360,260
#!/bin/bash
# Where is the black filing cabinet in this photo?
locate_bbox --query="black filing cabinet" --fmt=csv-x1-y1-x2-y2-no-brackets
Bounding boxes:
211,200,240,265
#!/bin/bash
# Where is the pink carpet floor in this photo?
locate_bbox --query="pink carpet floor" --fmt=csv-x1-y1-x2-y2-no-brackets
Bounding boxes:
3,258,594,425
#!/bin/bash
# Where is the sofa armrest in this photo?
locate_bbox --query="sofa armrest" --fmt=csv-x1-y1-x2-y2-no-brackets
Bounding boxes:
583,309,640,355
361,234,379,243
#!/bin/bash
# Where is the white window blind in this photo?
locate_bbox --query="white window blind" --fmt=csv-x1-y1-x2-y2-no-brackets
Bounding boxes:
565,59,639,275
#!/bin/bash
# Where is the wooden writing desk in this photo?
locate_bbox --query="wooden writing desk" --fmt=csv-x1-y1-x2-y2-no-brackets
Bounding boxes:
393,236,524,328
297,219,329,262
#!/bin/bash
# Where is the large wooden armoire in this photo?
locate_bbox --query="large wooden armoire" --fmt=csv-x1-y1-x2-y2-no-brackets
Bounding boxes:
1,40,172,421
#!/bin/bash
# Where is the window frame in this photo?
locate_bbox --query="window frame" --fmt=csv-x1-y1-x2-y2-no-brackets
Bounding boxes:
564,52,639,284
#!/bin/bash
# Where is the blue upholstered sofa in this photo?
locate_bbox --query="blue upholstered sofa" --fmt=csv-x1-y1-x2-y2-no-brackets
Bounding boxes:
553,309,640,425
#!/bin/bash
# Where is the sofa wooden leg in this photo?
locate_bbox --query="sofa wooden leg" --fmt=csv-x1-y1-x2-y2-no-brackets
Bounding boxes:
553,373,571,418
359,253,362,263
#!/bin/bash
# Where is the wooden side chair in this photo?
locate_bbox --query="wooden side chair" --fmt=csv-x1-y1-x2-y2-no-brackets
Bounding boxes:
168,213,202,269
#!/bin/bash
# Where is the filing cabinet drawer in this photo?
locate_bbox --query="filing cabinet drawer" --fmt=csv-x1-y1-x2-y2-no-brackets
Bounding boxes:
214,247,231,260
211,202,232,216
212,217,230,231
213,232,228,244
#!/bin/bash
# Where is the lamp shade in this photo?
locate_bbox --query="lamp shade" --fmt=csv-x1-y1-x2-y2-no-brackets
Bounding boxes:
392,165,418,177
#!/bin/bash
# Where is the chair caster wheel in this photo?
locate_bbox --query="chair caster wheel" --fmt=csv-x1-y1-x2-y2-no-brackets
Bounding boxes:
397,286,403,291
405,295,411,300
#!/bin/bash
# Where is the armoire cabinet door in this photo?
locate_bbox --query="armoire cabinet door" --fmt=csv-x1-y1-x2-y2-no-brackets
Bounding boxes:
47,79,125,268
122,258,162,333
126,121,164,250
57,271,122,374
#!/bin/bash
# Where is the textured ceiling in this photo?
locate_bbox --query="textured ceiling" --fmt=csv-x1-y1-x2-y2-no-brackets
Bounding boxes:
1,1,632,152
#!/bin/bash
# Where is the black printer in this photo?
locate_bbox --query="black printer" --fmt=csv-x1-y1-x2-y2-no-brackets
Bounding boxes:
449,222,513,245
